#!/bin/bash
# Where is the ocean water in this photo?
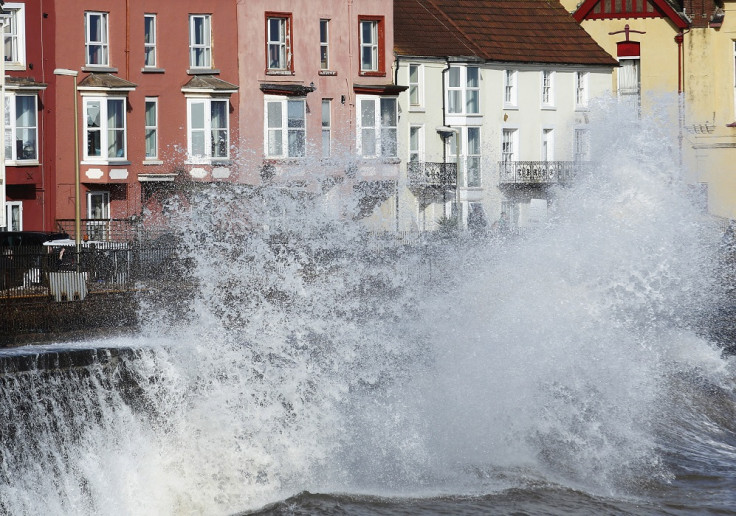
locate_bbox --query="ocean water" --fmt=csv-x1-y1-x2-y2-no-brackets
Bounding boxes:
1,99,736,515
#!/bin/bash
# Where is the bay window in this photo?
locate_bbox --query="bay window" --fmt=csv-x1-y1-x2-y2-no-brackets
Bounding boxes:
265,97,305,158
356,96,397,158
447,66,479,115
4,93,38,162
84,97,126,161
188,98,229,161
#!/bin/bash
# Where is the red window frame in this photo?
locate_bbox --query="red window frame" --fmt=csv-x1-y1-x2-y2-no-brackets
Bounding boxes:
265,12,294,74
357,15,385,77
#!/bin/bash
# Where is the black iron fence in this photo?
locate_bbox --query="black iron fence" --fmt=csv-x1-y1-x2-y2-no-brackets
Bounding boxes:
407,162,457,188
498,161,582,185
55,219,169,243
0,243,184,301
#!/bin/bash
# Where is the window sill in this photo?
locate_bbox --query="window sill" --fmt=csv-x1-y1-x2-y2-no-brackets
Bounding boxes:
81,160,131,166
185,158,232,165
143,159,164,165
503,105,519,111
408,107,425,113
266,70,295,76
318,70,338,76
187,68,220,75
541,105,556,111
575,106,589,112
82,66,118,73
141,67,165,74
359,71,386,77
5,160,40,167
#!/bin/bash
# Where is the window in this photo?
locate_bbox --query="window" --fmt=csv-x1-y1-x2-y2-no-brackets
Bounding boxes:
144,14,157,68
409,125,423,163
618,59,640,100
466,127,481,187
359,17,384,74
541,70,554,107
144,98,158,159
445,127,481,188
87,191,109,241
574,128,590,162
356,96,397,158
267,14,292,71
322,99,331,158
447,66,479,115
502,128,518,162
409,64,423,108
188,98,229,160
542,128,554,161
85,12,109,66
5,201,22,231
320,19,329,70
504,70,517,107
576,71,589,108
4,93,38,162
265,97,305,158
84,97,126,160
189,14,211,69
2,4,25,68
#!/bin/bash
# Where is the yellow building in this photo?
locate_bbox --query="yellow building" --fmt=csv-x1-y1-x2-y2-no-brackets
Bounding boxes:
563,0,736,219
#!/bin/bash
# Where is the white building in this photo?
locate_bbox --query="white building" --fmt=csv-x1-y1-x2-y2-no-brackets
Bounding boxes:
394,0,617,232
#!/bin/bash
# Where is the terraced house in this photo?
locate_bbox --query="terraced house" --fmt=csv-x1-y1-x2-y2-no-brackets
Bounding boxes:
393,0,617,232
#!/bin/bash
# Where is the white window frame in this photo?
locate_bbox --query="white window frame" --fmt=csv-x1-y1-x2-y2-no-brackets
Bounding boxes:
264,96,306,159
85,12,109,67
541,70,555,108
573,128,590,162
320,19,329,70
322,98,331,158
144,14,157,68
445,127,481,188
2,3,25,69
617,58,640,100
356,95,397,159
82,96,127,162
447,65,480,115
4,92,39,164
409,124,424,163
144,97,158,160
502,128,518,163
542,128,554,161
189,14,212,69
504,69,518,108
267,16,290,71
187,97,230,162
86,191,110,241
5,201,22,231
576,71,589,109
409,63,424,108
360,20,379,72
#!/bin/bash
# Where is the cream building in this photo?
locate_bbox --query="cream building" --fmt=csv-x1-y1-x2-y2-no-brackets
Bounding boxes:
393,0,616,232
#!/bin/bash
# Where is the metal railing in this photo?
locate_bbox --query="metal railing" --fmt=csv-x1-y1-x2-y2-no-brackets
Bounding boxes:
498,161,583,185
407,162,457,188
55,219,169,243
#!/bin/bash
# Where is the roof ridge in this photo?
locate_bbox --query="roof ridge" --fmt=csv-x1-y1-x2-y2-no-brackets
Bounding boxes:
422,0,487,58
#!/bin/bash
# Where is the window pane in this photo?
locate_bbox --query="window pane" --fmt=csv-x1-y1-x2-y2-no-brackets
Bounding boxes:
361,21,373,44
268,129,282,156
212,129,228,157
288,129,305,157
321,100,330,127
467,157,480,187
16,96,34,127
449,67,460,88
192,131,205,156
145,101,156,126
362,128,375,156
107,99,124,129
380,98,396,126
361,99,375,128
361,47,373,71
287,100,304,128
466,67,479,88
448,90,461,114
211,101,227,129
267,102,282,129
381,128,396,157
108,129,124,157
145,129,156,157
87,101,101,128
467,127,480,154
466,90,479,114
190,101,205,129
144,16,154,43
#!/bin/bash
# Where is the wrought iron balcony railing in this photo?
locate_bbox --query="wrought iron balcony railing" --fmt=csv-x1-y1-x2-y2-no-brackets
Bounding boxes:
407,162,457,189
498,161,583,185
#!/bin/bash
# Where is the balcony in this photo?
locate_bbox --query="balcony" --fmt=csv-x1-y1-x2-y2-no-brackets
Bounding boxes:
498,161,581,185
407,162,457,190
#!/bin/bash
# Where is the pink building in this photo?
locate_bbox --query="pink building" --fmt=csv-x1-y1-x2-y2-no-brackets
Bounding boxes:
236,0,402,225
50,0,239,239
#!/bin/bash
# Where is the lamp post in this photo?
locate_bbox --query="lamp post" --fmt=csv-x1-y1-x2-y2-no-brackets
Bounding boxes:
0,1,8,229
53,68,81,252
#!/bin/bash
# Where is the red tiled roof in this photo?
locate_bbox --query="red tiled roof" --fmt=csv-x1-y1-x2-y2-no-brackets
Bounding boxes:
395,0,618,66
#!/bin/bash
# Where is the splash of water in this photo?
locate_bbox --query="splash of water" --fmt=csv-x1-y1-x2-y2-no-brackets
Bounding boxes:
1,98,734,515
